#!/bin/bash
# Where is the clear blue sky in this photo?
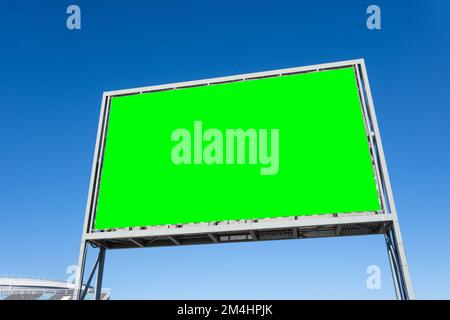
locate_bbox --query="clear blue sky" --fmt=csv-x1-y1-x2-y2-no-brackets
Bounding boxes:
0,1,449,299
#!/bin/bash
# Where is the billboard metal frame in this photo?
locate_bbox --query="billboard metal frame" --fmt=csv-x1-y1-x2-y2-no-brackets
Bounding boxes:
74,59,414,300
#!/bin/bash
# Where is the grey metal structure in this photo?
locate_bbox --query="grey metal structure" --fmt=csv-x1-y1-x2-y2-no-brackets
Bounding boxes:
74,59,414,300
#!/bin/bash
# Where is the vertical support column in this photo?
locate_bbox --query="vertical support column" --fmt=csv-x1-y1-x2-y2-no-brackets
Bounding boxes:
385,233,401,299
358,59,414,300
74,94,110,300
95,247,106,300
73,240,88,300
76,244,106,300
387,223,414,299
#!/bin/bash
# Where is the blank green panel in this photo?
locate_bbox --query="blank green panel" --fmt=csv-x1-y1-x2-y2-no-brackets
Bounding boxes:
94,67,381,230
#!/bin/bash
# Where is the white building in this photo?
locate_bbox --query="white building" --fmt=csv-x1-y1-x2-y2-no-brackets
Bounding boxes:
0,276,110,300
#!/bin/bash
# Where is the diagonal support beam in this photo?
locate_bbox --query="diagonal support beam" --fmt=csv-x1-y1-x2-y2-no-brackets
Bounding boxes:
128,238,144,248
167,235,180,245
208,233,218,243
80,248,101,300
94,247,106,300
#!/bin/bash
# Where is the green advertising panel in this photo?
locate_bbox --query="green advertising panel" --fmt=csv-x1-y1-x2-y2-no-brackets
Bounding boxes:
93,67,381,230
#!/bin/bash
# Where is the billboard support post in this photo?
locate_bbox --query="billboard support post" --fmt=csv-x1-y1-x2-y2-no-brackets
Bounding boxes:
75,59,414,300
94,247,106,300
385,233,402,299
74,245,106,300
74,240,87,300
359,61,414,299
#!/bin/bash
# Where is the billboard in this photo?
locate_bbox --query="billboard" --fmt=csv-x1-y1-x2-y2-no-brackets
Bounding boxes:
76,59,414,300
91,63,382,231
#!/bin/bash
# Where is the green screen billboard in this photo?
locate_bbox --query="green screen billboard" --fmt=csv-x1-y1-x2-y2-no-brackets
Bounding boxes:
93,67,381,230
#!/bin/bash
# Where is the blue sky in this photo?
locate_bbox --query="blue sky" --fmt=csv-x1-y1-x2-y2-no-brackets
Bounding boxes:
0,1,449,299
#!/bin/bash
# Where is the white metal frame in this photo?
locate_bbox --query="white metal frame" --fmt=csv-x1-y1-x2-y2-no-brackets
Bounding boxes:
74,59,414,300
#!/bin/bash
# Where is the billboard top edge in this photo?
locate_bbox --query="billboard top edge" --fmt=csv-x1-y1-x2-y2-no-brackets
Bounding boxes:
103,58,365,98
